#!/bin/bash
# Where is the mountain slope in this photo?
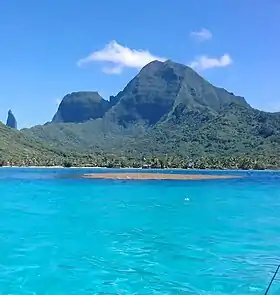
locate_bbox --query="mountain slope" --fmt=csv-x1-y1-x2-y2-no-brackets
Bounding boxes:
0,122,65,164
23,60,280,159
23,104,280,158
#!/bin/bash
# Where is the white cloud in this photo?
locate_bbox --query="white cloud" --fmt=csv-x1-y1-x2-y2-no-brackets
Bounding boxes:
77,40,166,74
189,54,232,71
190,28,212,42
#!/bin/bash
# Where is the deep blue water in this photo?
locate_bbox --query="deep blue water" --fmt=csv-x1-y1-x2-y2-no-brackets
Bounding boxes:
1,168,280,294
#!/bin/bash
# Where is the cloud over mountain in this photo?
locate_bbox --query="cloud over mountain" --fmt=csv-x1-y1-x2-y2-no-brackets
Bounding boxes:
77,40,166,74
189,54,232,70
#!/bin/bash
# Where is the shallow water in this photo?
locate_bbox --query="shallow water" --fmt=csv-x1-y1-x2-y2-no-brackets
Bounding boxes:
0,168,280,294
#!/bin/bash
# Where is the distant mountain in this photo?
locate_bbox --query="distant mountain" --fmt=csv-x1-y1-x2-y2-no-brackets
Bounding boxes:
52,91,110,123
106,60,249,126
6,110,17,129
23,60,280,159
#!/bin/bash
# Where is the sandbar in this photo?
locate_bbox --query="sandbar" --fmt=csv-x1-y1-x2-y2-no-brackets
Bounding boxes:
82,173,240,180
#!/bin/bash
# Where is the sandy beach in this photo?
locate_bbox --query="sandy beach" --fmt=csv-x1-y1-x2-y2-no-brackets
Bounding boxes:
82,173,240,180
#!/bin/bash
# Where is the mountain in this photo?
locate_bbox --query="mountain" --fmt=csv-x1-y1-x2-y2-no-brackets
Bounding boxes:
105,60,249,126
0,122,66,165
52,91,110,123
6,110,17,129
23,60,280,160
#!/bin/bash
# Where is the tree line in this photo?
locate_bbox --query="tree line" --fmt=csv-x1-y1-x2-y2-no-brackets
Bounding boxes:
0,152,279,170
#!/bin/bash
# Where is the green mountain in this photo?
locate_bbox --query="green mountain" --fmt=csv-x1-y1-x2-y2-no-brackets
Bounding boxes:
52,91,110,123
106,60,249,126
22,60,280,161
0,122,66,165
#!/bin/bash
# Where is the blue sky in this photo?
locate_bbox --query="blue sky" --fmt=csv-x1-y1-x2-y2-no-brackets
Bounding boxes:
0,0,280,128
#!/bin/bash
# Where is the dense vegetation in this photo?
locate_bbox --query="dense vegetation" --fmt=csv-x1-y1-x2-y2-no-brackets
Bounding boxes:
0,120,279,169
2,60,280,169
0,122,65,166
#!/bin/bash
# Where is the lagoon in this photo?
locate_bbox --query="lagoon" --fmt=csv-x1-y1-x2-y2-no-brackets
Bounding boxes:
0,168,280,294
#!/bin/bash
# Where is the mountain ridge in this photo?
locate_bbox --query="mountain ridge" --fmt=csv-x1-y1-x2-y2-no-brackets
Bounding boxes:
22,60,280,159
103,60,250,126
49,60,251,126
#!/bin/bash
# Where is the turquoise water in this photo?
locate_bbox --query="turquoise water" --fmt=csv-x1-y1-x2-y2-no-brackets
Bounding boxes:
1,168,280,294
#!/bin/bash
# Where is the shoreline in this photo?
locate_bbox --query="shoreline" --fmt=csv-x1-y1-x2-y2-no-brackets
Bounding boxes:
0,166,279,172
0,166,102,169
82,173,241,180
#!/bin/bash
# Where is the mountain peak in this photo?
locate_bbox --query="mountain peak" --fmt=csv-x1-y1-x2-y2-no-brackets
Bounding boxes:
52,91,110,123
104,60,250,126
46,60,250,127
163,59,185,67
6,109,17,129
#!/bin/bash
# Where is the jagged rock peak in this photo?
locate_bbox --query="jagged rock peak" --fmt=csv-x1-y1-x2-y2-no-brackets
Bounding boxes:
6,109,17,129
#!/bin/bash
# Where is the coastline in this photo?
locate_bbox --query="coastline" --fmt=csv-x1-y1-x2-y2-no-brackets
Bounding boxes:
0,166,279,172
0,165,103,169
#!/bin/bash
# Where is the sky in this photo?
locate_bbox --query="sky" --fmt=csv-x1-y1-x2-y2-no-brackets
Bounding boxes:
0,0,280,128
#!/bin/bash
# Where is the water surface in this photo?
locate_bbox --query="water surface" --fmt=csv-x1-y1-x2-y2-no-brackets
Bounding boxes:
0,168,280,294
